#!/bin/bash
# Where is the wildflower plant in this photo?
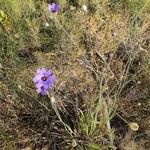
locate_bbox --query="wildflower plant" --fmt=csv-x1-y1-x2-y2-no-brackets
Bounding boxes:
33,67,74,134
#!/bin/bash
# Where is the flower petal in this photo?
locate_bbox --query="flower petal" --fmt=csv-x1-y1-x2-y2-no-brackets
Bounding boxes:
33,75,41,83
36,68,46,74
40,90,47,96
48,3,59,13
46,69,52,76
36,87,42,94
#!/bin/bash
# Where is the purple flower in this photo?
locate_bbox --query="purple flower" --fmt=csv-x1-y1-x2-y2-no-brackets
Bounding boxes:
48,3,60,13
33,68,55,95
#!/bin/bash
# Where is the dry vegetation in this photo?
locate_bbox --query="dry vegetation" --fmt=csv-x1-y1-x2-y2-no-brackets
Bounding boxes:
0,0,150,150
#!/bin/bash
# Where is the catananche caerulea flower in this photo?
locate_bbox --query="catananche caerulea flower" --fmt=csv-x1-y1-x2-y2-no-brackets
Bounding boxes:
33,68,55,95
48,3,60,13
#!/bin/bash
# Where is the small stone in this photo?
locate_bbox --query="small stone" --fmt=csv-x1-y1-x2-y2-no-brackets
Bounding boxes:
129,122,139,131
72,139,77,147
44,22,50,27
18,85,22,89
112,32,117,36
14,34,19,38
82,4,88,12
0,63,2,68
70,6,76,10
137,81,141,84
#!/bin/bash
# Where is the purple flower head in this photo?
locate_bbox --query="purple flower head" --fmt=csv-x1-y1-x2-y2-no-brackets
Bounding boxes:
48,3,60,13
33,68,55,95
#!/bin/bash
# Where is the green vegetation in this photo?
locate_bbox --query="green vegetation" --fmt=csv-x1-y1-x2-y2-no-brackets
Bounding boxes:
0,0,150,149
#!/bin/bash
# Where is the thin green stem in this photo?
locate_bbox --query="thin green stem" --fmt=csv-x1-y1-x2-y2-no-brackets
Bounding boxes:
47,92,76,136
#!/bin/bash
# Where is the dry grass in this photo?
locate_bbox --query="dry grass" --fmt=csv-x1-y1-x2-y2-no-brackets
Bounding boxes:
0,0,150,149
